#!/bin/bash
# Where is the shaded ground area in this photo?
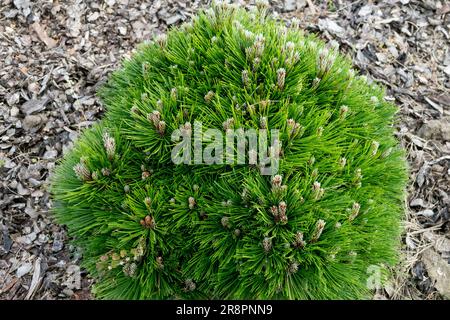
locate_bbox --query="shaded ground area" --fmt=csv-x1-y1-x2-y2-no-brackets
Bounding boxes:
0,0,449,300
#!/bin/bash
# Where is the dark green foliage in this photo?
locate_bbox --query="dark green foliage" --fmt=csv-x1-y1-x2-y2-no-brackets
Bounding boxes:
52,3,408,299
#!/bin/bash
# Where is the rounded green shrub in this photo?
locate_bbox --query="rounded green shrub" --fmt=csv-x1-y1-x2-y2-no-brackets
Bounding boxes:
52,2,408,299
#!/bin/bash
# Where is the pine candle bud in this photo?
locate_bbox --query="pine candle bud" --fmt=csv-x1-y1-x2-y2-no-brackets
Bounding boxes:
249,149,257,164
171,87,177,101
221,216,231,229
288,262,299,274
255,0,269,9
277,68,286,90
278,201,287,215
287,119,301,137
184,279,196,292
144,197,151,206
254,34,265,56
260,99,269,111
355,168,362,179
103,132,116,160
382,147,392,158
148,110,161,127
233,20,243,31
371,141,380,156
272,174,282,188
204,90,215,103
200,210,208,220
140,215,155,229
123,262,137,277
242,70,250,88
260,116,267,129
130,105,140,115
156,256,164,269
188,196,196,209
293,231,306,249
142,171,151,180
51,4,409,300
339,157,346,169
253,57,261,71
339,105,349,119
354,168,363,188
291,17,300,29
155,34,167,47
157,121,166,135
370,96,379,105
349,202,361,221
316,126,323,137
263,237,272,253
91,171,99,180
246,103,255,114
312,77,321,87
349,251,358,261
157,99,163,110
73,162,91,181
279,213,288,224
241,188,249,201
278,25,287,38
312,181,324,200
285,51,300,66
270,206,279,222
270,57,278,69
317,47,336,75
311,219,326,243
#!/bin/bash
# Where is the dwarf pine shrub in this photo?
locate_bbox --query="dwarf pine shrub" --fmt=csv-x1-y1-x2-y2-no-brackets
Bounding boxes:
52,2,408,299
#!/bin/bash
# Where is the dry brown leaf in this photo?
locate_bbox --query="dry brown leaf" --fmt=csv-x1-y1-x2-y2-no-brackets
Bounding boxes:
31,22,57,49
